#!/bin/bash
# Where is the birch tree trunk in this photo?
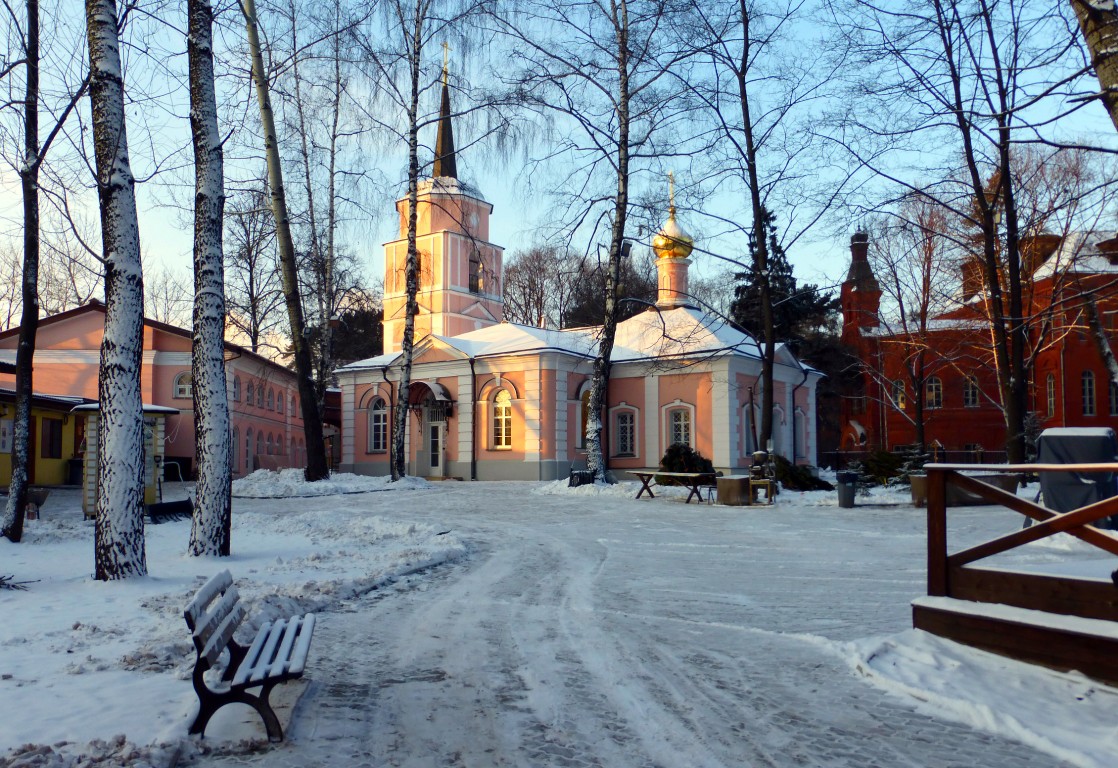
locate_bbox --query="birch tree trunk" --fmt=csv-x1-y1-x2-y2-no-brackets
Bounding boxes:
734,1,775,450
242,0,330,481
584,0,630,484
188,0,232,556
86,0,147,579
390,4,424,481
1,0,40,544
1071,0,1118,132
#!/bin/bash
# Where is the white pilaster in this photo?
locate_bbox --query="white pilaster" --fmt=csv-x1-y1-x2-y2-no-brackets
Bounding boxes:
555,370,568,463
523,367,541,463
644,371,659,466
457,373,474,458
341,376,355,466
711,361,733,468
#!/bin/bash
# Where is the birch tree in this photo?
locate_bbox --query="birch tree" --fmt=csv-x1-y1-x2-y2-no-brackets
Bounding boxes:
242,0,330,481
1071,0,1118,132
188,0,232,556
833,0,1101,463
224,181,285,352
356,0,489,480
0,0,88,542
495,0,694,481
86,0,148,579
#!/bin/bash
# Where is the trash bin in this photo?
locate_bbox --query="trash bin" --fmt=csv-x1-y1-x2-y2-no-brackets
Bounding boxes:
568,470,595,488
836,471,858,508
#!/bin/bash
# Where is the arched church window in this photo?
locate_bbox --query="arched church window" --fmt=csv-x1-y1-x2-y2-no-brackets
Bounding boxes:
469,251,482,294
963,376,980,408
669,407,692,447
173,372,193,399
925,377,943,409
891,380,906,409
368,398,388,452
1082,370,1096,416
493,390,513,450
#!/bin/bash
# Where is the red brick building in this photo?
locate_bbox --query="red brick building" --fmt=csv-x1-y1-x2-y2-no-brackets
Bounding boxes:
839,230,1118,460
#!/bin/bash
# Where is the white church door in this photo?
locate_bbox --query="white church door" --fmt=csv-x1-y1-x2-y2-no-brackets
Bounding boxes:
428,423,445,478
424,397,447,478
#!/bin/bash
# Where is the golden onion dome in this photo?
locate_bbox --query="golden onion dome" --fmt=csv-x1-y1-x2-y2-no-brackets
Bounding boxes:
652,208,694,260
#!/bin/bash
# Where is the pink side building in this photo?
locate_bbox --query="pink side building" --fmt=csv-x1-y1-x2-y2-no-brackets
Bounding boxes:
0,301,306,482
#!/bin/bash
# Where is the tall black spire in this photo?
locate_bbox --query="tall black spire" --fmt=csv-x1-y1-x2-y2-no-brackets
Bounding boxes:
432,44,457,179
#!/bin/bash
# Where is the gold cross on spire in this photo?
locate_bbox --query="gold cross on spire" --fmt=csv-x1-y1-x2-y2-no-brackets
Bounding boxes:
668,170,676,217
442,41,451,84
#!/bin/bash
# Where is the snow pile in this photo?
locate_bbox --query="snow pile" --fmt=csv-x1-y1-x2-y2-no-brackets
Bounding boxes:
531,478,690,499
0,486,464,763
232,468,432,498
840,629,1118,768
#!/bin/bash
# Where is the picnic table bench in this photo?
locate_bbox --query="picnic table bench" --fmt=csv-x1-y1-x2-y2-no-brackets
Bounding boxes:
184,570,316,742
633,471,718,504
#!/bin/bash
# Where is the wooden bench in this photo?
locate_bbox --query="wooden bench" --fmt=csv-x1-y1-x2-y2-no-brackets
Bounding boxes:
184,570,316,742
634,471,718,504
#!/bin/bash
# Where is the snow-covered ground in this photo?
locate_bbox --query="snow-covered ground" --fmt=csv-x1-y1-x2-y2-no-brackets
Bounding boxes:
1,473,1115,767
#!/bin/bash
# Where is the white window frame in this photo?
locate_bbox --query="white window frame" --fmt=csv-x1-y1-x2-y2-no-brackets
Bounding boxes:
1047,373,1056,418
173,371,193,399
610,404,639,458
963,376,980,408
661,400,695,449
367,397,388,453
492,389,513,450
891,379,906,409
1083,370,1096,416
925,377,943,409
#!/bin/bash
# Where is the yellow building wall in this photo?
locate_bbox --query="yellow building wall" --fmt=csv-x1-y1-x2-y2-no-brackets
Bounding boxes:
0,407,82,486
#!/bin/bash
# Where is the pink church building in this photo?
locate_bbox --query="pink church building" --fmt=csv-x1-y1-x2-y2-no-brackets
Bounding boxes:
336,77,822,481
0,301,307,480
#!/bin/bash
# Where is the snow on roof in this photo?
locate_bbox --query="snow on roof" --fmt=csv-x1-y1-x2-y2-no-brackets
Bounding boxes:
1031,231,1118,280
0,387,95,409
612,306,762,362
339,351,402,371
434,322,598,359
338,307,776,371
71,402,180,415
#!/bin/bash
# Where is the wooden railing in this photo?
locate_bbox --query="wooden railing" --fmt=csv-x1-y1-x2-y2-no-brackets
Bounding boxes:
925,463,1118,598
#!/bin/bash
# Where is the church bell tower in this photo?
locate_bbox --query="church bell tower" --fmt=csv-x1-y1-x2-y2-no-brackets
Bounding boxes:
382,50,505,354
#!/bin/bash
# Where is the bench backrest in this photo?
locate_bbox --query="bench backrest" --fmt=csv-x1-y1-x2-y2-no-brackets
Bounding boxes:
184,570,247,665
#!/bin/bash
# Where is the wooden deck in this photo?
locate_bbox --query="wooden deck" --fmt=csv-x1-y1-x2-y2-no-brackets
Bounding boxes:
916,464,1118,685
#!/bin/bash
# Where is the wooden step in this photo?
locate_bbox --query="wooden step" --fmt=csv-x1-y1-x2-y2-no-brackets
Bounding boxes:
913,596,1118,685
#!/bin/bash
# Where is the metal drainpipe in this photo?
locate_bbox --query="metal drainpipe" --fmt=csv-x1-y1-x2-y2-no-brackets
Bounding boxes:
381,366,393,472
469,357,477,480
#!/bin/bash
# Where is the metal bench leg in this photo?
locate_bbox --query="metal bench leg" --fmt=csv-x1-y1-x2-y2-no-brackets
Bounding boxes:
190,665,285,742
246,681,284,742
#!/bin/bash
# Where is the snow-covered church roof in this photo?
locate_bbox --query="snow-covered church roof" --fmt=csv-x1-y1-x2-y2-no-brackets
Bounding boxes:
337,305,806,373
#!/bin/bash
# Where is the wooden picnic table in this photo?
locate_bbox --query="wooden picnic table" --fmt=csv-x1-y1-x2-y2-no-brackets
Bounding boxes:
634,471,718,504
